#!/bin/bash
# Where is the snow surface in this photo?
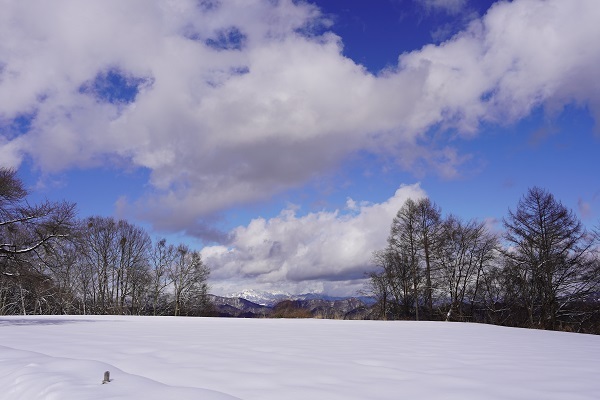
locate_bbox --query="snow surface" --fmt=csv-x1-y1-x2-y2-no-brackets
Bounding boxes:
1,316,599,400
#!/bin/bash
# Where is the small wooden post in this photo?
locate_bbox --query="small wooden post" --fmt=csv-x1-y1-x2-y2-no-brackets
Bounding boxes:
102,371,110,384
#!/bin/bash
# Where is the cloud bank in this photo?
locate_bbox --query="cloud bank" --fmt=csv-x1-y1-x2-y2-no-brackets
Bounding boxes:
1,0,599,235
202,183,426,296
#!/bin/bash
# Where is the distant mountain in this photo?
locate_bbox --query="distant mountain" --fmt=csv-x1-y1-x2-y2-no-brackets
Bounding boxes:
293,293,377,306
229,289,291,307
229,289,376,307
208,291,376,319
207,295,271,317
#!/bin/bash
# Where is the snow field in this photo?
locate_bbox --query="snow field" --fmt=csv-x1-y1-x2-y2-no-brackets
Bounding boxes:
1,316,599,399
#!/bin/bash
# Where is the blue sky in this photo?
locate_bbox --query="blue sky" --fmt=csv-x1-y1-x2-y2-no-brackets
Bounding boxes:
1,0,599,296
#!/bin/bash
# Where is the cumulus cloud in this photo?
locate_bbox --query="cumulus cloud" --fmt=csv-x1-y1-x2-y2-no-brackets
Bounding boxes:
1,0,599,234
202,183,426,296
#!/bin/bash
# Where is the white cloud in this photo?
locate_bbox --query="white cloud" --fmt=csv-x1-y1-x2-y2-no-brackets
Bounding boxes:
202,183,426,296
0,136,23,169
0,0,599,233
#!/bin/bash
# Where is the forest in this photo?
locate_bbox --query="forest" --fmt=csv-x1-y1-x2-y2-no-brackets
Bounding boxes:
0,168,210,317
1,167,599,333
366,192,600,333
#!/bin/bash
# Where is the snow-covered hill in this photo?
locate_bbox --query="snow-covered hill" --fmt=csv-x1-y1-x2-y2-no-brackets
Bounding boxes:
2,316,600,399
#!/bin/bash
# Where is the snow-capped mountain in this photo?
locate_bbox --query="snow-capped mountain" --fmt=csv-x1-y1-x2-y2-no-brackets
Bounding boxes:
229,289,292,306
228,289,376,307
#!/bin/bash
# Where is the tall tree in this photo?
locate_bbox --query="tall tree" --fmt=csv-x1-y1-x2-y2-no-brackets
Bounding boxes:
503,187,598,329
33,238,80,314
415,198,442,314
76,216,151,315
149,238,177,316
435,216,497,321
389,199,422,320
114,220,151,314
368,247,414,319
169,245,210,316
77,216,118,314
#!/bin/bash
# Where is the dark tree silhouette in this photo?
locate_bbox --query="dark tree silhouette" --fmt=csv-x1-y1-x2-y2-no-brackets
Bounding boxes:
503,187,599,329
0,168,76,314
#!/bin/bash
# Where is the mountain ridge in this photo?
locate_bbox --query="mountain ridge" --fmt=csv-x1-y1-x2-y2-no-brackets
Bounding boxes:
226,289,375,307
208,291,375,319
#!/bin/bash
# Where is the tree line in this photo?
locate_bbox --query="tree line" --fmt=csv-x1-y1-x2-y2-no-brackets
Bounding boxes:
3,166,600,332
366,189,600,333
0,168,210,316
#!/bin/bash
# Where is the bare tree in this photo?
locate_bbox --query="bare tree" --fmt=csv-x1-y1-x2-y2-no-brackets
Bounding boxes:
31,238,80,314
366,268,389,320
368,247,414,320
434,216,498,321
114,220,151,314
149,238,176,315
503,187,599,329
0,168,220,317
76,217,151,315
77,217,118,314
389,199,422,320
169,245,210,316
415,198,442,315
0,168,76,315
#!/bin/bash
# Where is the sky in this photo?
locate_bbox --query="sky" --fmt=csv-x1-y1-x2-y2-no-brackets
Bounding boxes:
1,0,599,297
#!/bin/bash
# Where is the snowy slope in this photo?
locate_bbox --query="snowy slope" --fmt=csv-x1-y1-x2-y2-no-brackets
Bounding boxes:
1,316,599,400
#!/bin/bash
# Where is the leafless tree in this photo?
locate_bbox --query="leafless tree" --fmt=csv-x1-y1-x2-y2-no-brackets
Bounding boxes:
77,216,118,314
149,238,176,315
31,238,80,314
169,245,210,316
0,168,76,315
76,216,151,314
415,198,442,315
503,187,599,329
0,168,219,317
434,216,498,321
368,247,414,319
389,199,422,320
116,220,151,314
